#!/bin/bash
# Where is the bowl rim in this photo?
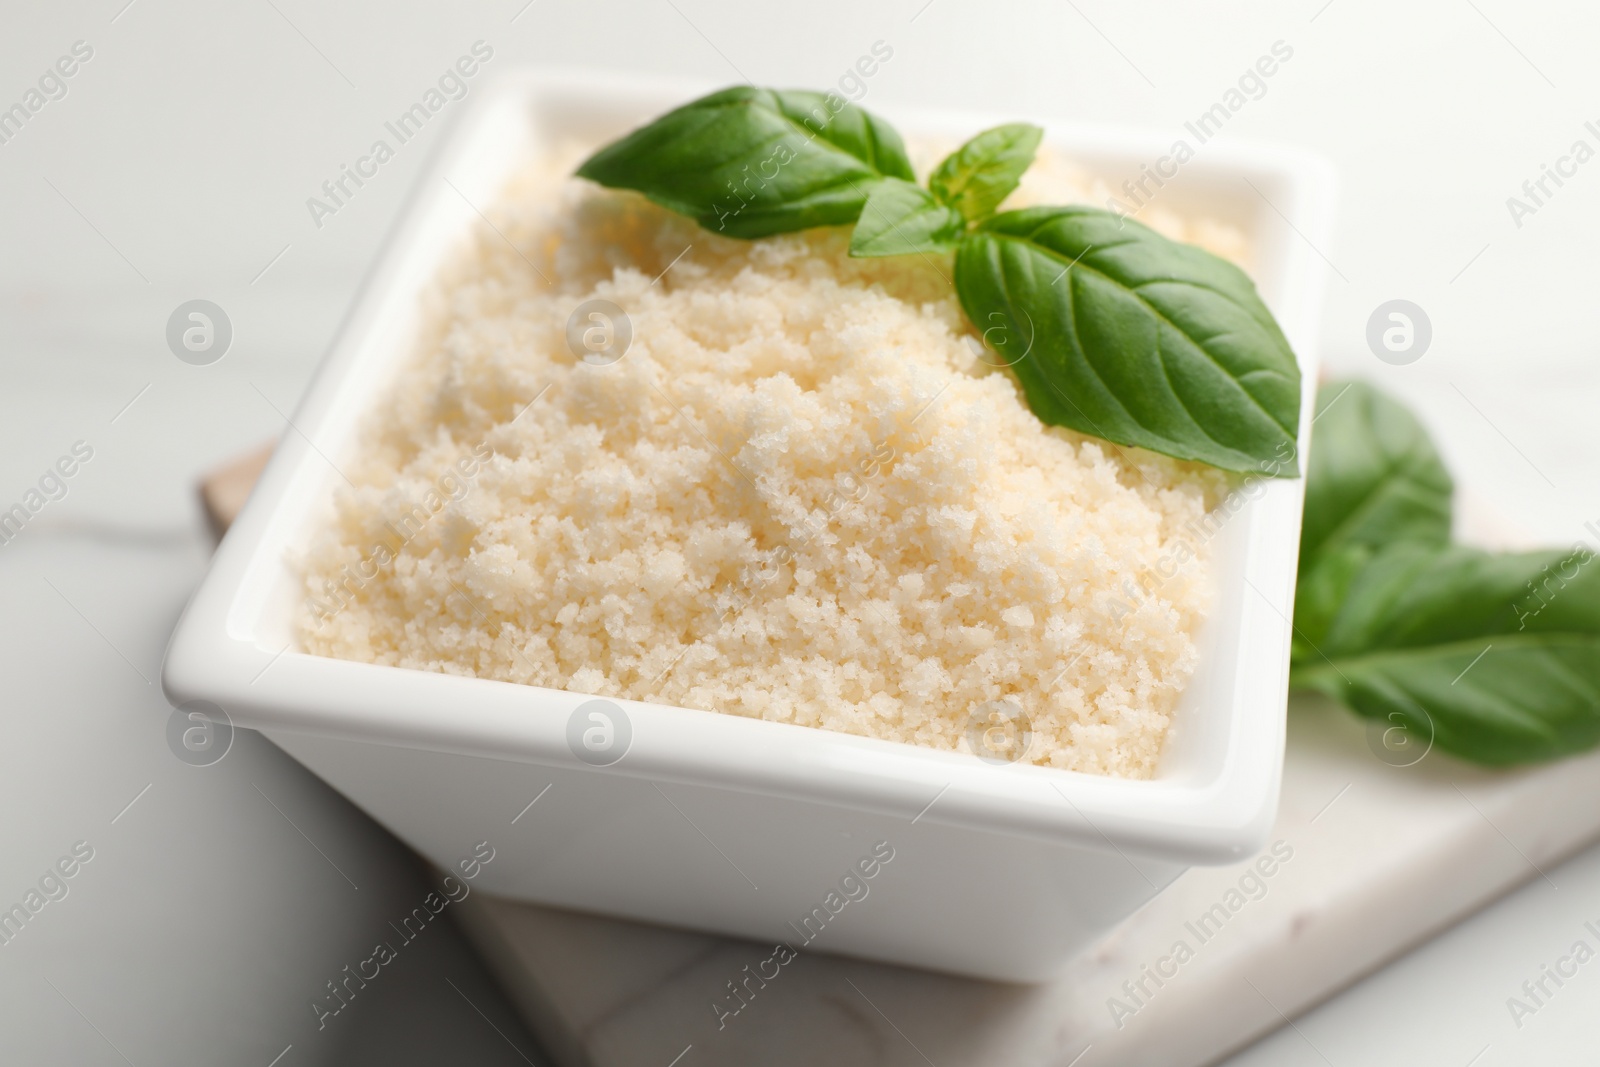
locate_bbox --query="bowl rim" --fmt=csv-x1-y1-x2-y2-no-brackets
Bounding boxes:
162,67,1334,867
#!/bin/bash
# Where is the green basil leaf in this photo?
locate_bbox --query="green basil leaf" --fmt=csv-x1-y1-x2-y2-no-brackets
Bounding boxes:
1291,542,1600,764
928,123,1044,222
953,207,1302,474
1300,379,1453,571
849,178,967,258
576,87,914,239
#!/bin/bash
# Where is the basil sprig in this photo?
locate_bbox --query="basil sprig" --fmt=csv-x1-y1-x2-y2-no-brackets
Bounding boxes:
1290,380,1600,765
577,88,1304,475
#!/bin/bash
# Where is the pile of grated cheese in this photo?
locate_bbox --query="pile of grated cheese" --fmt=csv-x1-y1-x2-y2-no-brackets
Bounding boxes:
296,140,1243,778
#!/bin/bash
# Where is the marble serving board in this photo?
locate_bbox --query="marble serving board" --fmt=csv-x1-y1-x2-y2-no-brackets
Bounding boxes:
202,446,1600,1067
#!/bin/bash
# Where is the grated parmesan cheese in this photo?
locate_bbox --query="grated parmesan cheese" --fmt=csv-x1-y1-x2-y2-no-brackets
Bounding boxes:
296,140,1243,778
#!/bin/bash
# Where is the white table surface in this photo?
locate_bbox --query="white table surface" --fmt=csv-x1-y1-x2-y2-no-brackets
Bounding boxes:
4,0,1600,1061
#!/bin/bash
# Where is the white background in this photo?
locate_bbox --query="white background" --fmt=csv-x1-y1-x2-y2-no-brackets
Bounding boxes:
2,0,1599,1063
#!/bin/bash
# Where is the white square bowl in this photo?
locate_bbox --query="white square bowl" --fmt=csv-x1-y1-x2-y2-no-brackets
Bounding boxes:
162,70,1332,982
